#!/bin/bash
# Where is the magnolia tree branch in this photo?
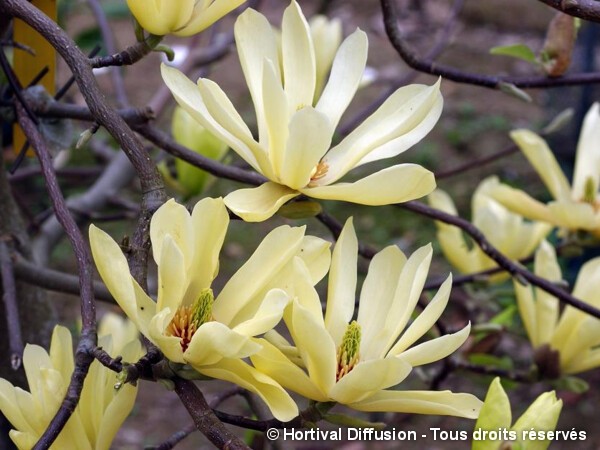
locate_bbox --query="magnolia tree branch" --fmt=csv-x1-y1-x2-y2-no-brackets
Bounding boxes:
0,0,167,280
173,379,250,450
15,102,97,450
0,239,23,370
13,256,114,303
536,0,600,22
380,0,600,89
400,201,600,319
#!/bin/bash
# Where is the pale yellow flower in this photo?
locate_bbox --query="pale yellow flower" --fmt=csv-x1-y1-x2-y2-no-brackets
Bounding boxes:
161,1,442,222
308,15,343,100
89,197,330,420
492,103,600,236
515,240,600,375
473,377,562,450
251,219,481,418
0,315,142,450
428,176,551,281
127,0,245,36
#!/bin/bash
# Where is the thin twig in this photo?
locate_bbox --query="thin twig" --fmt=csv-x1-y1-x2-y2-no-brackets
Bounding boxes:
536,0,600,22
380,0,600,89
135,124,265,186
16,101,96,450
0,239,24,370
13,255,114,303
173,378,251,450
87,0,129,107
400,201,600,319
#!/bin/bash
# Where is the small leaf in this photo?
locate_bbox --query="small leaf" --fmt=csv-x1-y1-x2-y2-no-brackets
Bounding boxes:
490,44,537,63
552,375,589,393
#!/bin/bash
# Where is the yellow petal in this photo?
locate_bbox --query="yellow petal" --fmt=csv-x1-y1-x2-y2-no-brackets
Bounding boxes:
235,8,280,142
298,235,332,284
490,183,554,223
290,301,337,396
89,225,156,334
324,218,358,346
261,59,289,174
224,182,300,222
329,357,412,404
399,323,470,367
511,391,562,450
316,29,367,128
215,224,305,324
0,379,33,435
49,326,74,382
232,289,290,337
280,107,333,189
378,244,433,357
546,201,598,230
532,241,561,345
388,275,452,356
174,0,246,36
302,164,435,205
472,378,512,450
156,235,186,314
320,81,442,184
310,15,342,100
358,245,406,360
149,308,185,363
185,322,262,367
127,0,193,35
161,64,262,172
510,129,571,202
198,358,299,422
351,390,482,418
571,103,600,201
281,0,316,111
251,338,328,401
149,198,192,267
182,197,229,305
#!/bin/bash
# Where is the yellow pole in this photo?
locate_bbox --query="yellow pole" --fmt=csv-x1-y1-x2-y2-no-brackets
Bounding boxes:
12,0,57,154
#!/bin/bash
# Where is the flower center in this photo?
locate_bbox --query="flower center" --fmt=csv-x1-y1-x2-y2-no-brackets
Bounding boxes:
166,288,214,352
336,321,361,381
309,161,329,186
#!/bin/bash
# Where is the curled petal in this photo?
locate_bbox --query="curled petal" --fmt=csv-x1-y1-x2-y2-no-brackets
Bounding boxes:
351,390,482,419
224,182,300,222
301,164,435,205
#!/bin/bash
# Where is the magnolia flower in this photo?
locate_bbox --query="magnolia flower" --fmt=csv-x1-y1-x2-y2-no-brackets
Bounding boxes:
0,315,142,450
492,103,600,236
127,0,245,36
89,197,330,420
473,377,562,450
161,1,442,222
428,176,551,282
515,240,600,375
251,219,481,418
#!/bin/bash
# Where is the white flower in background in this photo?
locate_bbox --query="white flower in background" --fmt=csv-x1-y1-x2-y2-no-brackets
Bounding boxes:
251,219,481,418
162,1,442,221
0,314,142,450
89,197,331,420
492,103,600,236
515,240,600,375
429,176,551,281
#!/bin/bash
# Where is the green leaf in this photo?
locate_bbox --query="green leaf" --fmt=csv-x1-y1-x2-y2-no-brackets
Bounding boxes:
490,44,537,63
